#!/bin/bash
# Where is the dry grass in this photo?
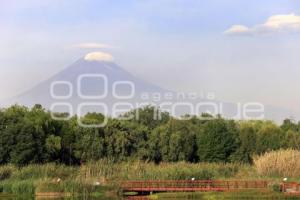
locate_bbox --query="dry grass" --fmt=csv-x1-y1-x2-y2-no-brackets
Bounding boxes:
254,149,300,177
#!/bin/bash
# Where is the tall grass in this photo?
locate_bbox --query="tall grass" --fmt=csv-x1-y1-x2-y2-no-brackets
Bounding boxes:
11,163,77,180
0,160,250,195
11,180,35,195
254,149,300,177
0,180,34,195
0,165,16,181
121,161,239,180
79,160,246,181
79,159,115,181
0,163,79,195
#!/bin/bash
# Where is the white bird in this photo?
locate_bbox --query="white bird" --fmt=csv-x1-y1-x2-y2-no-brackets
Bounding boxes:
283,178,288,182
191,177,195,181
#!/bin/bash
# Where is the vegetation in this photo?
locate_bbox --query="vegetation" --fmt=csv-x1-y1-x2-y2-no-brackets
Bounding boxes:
1,104,300,166
1,104,300,196
0,162,111,196
254,149,300,177
0,160,253,196
0,156,298,196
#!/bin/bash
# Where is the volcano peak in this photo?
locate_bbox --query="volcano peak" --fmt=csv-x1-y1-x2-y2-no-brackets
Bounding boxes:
84,52,114,62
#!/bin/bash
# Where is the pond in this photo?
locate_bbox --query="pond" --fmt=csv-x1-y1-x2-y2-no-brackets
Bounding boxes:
0,196,119,200
1,191,300,200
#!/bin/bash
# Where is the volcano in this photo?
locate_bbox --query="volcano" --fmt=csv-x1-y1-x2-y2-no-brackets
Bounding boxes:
2,54,170,116
1,53,299,122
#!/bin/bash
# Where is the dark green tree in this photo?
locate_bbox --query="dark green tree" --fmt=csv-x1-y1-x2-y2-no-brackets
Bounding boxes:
231,121,257,163
197,118,239,162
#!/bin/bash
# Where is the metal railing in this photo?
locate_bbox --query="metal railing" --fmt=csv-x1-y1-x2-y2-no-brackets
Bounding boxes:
121,180,268,192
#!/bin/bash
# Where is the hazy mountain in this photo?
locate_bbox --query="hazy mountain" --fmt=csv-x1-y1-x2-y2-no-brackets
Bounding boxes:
1,56,299,122
2,58,169,115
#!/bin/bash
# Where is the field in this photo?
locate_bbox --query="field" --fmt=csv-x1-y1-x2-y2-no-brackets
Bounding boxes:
0,165,289,196
0,149,300,197
0,161,250,196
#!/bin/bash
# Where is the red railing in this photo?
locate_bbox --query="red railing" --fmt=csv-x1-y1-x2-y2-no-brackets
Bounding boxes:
282,182,300,194
121,180,268,192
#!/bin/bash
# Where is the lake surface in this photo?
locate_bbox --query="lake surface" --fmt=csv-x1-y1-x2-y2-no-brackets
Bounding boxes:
1,193,300,200
0,196,119,200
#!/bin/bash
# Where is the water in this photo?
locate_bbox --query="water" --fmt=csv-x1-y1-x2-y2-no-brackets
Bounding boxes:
1,193,300,200
0,196,119,200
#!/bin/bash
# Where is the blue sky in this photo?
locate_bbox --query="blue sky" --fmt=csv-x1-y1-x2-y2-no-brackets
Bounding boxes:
1,0,300,111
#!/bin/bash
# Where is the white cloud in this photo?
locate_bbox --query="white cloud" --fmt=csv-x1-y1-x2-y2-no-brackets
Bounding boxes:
84,52,114,62
71,43,115,49
224,13,300,36
224,25,251,35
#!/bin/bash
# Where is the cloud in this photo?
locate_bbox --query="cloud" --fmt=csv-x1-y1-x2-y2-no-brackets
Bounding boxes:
224,25,251,35
224,13,300,36
84,52,114,62
71,43,115,49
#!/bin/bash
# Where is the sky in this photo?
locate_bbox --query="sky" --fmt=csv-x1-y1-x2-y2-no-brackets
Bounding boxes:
1,0,300,112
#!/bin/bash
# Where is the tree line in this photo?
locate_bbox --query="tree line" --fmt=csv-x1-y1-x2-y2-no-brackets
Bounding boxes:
0,104,300,166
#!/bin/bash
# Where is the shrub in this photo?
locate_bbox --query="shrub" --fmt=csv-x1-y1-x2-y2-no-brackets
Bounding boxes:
272,183,282,192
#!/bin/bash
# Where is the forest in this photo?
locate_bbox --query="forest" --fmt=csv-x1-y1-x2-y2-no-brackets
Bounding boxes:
0,104,300,166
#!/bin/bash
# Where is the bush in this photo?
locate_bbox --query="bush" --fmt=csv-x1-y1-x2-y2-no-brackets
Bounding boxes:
254,149,300,177
272,183,282,192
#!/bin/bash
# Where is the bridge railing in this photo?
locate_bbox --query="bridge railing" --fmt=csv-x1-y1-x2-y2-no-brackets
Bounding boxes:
121,180,268,191
282,182,300,193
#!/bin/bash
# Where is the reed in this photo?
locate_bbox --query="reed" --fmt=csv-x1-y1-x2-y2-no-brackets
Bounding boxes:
0,180,34,195
0,165,16,181
11,163,77,180
254,149,300,177
0,160,253,195
79,160,245,181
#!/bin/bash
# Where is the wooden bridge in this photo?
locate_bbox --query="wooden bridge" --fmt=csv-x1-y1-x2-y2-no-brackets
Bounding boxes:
282,182,300,195
121,180,268,193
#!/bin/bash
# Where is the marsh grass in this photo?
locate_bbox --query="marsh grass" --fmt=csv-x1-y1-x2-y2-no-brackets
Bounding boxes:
78,160,247,181
0,180,34,195
0,159,253,195
115,161,244,180
0,165,16,181
11,164,77,180
254,149,300,177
